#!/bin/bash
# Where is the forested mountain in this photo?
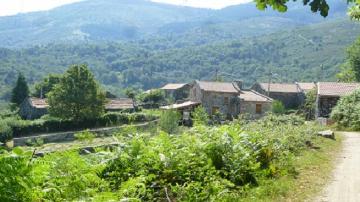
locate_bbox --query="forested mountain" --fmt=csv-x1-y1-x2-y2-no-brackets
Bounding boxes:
0,0,349,47
0,18,359,101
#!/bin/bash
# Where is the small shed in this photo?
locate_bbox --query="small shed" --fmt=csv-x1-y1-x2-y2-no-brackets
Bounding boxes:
161,83,190,101
251,83,304,109
316,82,360,118
19,97,48,120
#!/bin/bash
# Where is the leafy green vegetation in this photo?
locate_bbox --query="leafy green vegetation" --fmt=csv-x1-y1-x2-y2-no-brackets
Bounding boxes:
272,100,286,114
158,110,181,134
48,64,106,121
331,89,360,130
0,114,334,201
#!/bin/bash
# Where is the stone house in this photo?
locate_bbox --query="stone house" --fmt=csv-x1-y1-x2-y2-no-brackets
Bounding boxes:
316,82,360,118
251,83,305,109
160,83,190,101
19,98,48,120
189,80,272,119
19,97,136,120
239,90,273,119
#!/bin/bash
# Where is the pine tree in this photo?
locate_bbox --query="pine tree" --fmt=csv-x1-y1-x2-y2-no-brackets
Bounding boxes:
11,73,29,106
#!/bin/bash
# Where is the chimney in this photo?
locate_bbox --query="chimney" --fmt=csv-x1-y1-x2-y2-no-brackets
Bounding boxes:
233,80,243,90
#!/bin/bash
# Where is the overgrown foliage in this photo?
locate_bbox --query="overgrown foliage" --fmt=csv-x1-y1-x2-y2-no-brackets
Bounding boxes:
0,114,327,201
159,110,181,134
272,100,286,114
331,88,360,130
192,106,210,126
303,89,317,120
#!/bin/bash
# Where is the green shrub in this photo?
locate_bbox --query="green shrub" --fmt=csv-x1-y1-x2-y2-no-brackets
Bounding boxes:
159,110,180,134
192,106,209,126
272,100,286,114
0,148,34,201
74,130,96,142
10,113,158,138
0,120,12,143
331,89,360,130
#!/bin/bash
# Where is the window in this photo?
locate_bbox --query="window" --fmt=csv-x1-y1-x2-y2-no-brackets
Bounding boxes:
224,97,229,105
256,104,262,114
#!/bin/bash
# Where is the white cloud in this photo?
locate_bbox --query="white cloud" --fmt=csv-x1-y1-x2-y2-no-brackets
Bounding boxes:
0,0,82,16
151,0,251,9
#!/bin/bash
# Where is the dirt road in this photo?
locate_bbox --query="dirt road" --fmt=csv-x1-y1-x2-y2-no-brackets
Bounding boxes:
316,132,360,202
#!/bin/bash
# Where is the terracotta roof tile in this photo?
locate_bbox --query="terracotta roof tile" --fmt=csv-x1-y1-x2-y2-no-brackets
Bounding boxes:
30,98,48,109
239,90,273,102
297,82,316,92
259,83,301,93
317,82,360,97
197,81,239,93
105,99,134,110
161,83,188,90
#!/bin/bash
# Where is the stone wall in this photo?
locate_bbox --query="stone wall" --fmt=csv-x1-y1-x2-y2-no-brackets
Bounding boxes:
316,96,339,118
19,99,47,120
240,101,272,119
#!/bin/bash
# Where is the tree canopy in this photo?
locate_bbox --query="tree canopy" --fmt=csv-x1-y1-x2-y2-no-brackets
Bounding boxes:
10,73,29,106
338,36,360,82
255,0,360,19
47,64,106,121
33,74,62,98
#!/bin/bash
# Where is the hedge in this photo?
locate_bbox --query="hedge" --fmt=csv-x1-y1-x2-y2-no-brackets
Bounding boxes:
5,112,158,138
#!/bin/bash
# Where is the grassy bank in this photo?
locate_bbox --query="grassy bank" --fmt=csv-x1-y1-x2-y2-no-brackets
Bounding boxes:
240,132,343,202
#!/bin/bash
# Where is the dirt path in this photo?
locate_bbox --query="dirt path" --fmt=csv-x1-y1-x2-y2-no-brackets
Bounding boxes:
315,132,360,202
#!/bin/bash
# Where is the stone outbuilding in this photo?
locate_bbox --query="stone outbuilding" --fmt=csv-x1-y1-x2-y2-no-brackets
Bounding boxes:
19,97,48,120
19,97,136,120
188,80,272,119
316,82,360,118
160,83,190,101
251,83,305,109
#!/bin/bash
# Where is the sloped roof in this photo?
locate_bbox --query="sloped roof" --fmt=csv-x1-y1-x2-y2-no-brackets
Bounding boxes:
297,82,316,92
105,98,134,110
161,83,188,90
160,101,200,110
29,98,48,109
239,90,273,102
317,82,360,97
197,81,239,93
27,98,134,110
258,83,301,93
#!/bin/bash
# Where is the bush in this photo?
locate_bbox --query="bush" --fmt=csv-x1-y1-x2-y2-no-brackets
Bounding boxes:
159,110,181,134
10,112,158,138
0,120,12,143
74,130,96,142
272,100,286,114
192,106,209,126
331,89,360,130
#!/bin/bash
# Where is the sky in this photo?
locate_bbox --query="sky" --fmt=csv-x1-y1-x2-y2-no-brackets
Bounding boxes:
0,0,251,16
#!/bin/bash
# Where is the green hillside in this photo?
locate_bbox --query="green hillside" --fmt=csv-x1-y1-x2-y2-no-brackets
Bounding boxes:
0,0,348,48
0,18,359,101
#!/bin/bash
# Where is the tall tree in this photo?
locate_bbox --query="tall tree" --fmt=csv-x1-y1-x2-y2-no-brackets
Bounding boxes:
33,74,62,98
11,73,29,106
347,37,360,81
47,64,106,121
